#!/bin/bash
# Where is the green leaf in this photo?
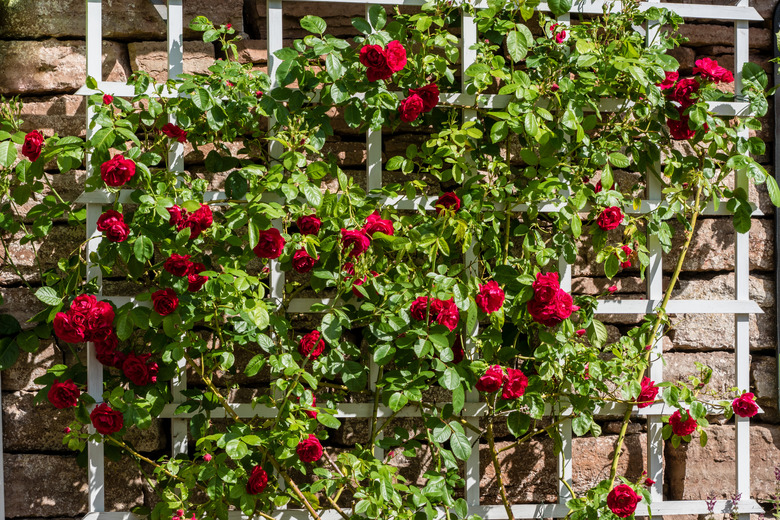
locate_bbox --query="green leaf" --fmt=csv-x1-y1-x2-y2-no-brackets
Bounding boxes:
507,411,531,437
341,360,367,391
572,414,592,437
506,30,527,62
608,152,630,168
35,287,62,306
690,401,707,420
0,337,19,370
302,183,322,208
115,312,133,340
90,128,115,152
388,392,408,411
301,15,327,34
765,175,780,207
524,113,538,137
742,62,768,89
244,354,265,377
133,236,154,263
326,53,345,81
202,29,220,43
490,121,508,143
368,5,386,30
189,15,212,32
601,163,614,191
352,17,372,34
0,315,21,337
451,385,465,413
548,0,572,17
439,367,460,390
225,171,248,200
604,254,619,279
0,140,17,168
225,438,248,460
448,423,471,460
191,88,213,111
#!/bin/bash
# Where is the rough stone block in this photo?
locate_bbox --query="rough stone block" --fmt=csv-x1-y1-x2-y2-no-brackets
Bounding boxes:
0,342,58,392
250,0,364,38
236,39,268,65
0,40,129,96
480,438,558,504
663,351,737,394
19,95,87,138
751,355,779,422
13,171,88,221
128,41,216,83
676,23,769,50
665,424,780,501
0,225,84,284
572,433,647,494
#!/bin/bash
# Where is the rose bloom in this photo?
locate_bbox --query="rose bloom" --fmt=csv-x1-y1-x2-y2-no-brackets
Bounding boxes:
53,311,86,343
292,248,317,273
399,94,425,123
85,301,115,341
693,57,734,84
90,403,124,435
363,211,394,236
21,130,45,162
550,22,566,43
619,245,633,269
476,280,505,314
409,83,439,113
48,379,80,409
70,294,97,316
167,205,186,227
297,214,321,235
451,336,464,364
340,229,371,258
164,254,193,277
122,353,159,386
434,298,460,331
100,155,136,187
732,392,759,418
299,330,326,359
668,77,700,108
607,484,641,518
385,40,407,72
296,434,323,463
636,377,659,409
187,262,208,292
527,288,579,327
410,296,433,322
96,210,124,232
151,288,178,316
359,44,392,82
253,228,286,259
476,365,505,393
597,206,624,231
532,272,560,303
669,409,698,436
246,465,268,495
103,94,113,105
105,220,130,243
668,112,696,141
657,70,679,90
501,368,528,400
161,122,188,143
95,332,123,368
435,192,461,215
180,204,213,239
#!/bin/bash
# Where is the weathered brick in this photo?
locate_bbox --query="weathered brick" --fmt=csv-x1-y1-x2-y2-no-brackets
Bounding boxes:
128,41,216,83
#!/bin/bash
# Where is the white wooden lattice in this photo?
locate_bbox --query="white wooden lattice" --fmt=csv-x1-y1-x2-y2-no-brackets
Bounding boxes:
63,0,767,518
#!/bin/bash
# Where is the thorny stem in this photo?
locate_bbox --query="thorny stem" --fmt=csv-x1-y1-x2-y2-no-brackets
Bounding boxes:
486,412,515,520
325,494,350,520
608,183,704,487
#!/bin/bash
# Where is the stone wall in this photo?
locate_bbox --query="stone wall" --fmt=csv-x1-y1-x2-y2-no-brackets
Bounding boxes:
0,0,779,518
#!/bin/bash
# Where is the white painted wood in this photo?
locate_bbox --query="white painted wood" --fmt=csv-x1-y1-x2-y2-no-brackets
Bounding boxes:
167,0,184,173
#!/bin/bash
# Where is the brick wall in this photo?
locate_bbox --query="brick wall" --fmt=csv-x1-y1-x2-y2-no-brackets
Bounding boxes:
0,0,778,518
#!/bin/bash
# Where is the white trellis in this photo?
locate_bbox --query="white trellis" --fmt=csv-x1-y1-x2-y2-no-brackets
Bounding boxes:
42,0,766,518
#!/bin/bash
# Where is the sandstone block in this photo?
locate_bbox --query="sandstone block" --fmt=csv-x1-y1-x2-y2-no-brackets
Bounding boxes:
0,286,46,328
751,355,779,422
250,0,364,38
663,351,737,395
236,40,268,65
128,41,216,83
480,438,558,504
0,0,242,39
19,95,87,138
572,433,647,494
665,423,780,500
13,171,88,221
3,454,145,517
0,225,84,284
677,23,768,50
669,311,775,353
1,342,58,391
0,40,129,96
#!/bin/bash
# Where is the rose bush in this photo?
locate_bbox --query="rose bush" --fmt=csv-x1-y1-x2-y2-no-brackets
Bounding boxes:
0,2,775,519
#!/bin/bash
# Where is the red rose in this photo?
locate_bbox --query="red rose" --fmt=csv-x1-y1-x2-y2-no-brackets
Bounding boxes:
607,484,641,518
180,204,213,239
299,330,326,359
85,301,115,341
161,122,188,143
476,281,505,314
104,219,130,243
385,40,407,72
669,409,698,437
528,288,577,327
668,77,699,108
90,403,124,435
297,214,321,235
435,192,461,215
363,211,394,236
246,465,268,495
103,94,113,105
342,262,356,276
410,296,432,322
164,254,193,277
122,353,158,386
340,229,371,258
96,210,124,232
501,368,528,400
253,228,286,259
451,336,464,364
187,262,208,292
619,245,633,269
550,82,559,92
53,311,86,343
151,288,178,316
95,332,123,368
167,205,186,226
434,298,460,331
292,248,317,273
22,130,45,162
409,83,439,113
70,294,97,316
668,111,696,141
693,57,734,84
100,155,136,187
48,379,80,409
550,23,566,43
657,70,679,90
732,392,759,418
532,272,560,304
636,377,658,409
360,44,392,82
476,365,505,393
399,94,425,123
597,206,624,231
296,434,323,463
